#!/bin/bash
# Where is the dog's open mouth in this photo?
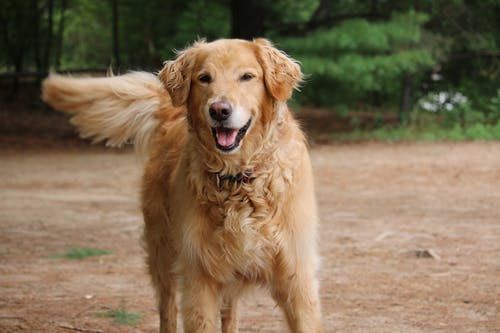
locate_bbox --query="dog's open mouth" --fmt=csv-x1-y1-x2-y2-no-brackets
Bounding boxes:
212,119,251,152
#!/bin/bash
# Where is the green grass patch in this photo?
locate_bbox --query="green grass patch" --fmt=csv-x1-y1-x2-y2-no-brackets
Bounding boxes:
99,301,142,326
331,123,500,143
0,249,13,255
49,247,111,259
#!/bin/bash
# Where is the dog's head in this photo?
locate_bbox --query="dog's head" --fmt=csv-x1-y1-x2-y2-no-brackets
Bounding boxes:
158,39,302,154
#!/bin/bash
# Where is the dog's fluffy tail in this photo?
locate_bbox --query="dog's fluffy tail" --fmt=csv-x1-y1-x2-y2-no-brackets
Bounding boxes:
42,72,165,157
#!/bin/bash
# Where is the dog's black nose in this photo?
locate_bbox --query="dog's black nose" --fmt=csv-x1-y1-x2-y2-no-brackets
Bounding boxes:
209,101,232,121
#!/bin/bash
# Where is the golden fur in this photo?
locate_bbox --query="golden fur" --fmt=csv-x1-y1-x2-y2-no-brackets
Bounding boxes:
42,38,322,333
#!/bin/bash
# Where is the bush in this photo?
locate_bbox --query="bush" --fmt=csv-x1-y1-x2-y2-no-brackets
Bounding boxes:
280,11,435,108
485,90,500,125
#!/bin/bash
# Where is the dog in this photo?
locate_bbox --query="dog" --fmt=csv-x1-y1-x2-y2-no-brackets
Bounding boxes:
42,38,322,333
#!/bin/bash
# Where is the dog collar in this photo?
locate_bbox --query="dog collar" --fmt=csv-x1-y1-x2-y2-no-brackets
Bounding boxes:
214,168,255,188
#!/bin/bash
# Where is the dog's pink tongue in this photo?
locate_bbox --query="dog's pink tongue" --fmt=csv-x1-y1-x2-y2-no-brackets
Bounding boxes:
216,128,238,147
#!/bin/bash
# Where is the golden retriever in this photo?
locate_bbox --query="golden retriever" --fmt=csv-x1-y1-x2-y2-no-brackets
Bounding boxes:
42,38,322,333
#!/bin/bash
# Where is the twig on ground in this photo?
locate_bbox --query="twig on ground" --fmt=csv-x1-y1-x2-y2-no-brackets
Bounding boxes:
57,323,103,333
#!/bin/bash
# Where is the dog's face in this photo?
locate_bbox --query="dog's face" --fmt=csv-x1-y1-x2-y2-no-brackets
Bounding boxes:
159,39,302,154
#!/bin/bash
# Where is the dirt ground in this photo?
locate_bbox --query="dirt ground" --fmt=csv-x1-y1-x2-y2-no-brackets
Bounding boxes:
1,141,499,333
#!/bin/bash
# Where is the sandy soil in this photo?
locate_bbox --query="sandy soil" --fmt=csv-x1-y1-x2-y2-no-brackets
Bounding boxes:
1,142,499,333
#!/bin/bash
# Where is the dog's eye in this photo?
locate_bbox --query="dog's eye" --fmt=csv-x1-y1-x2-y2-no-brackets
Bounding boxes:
198,74,212,84
240,73,254,82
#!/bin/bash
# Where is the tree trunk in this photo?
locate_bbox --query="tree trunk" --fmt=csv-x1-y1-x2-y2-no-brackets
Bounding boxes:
55,0,67,71
111,0,120,71
43,0,54,74
33,0,42,84
399,73,413,126
370,0,379,15
230,0,265,39
306,0,332,31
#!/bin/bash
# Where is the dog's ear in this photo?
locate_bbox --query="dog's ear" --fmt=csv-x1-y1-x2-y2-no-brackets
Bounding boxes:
158,52,193,107
158,41,204,107
253,38,303,101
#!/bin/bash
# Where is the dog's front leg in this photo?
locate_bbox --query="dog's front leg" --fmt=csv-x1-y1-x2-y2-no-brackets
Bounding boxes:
182,272,219,333
221,296,238,333
272,265,323,333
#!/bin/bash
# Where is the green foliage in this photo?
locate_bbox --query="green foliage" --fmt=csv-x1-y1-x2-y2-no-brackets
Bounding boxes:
269,0,318,24
281,11,435,108
116,0,230,69
484,90,500,124
300,50,434,90
174,0,230,44
281,11,428,54
0,1,42,71
332,85,500,141
1,0,498,135
50,247,111,259
332,122,500,142
414,88,500,137
99,300,142,326
61,1,112,69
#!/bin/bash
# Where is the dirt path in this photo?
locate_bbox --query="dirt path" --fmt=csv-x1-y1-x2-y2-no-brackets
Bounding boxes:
1,142,499,332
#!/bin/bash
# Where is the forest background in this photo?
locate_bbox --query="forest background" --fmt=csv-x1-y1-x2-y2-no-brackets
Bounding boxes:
1,0,499,141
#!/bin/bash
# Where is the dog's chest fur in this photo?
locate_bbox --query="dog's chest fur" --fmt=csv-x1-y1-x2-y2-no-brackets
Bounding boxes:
185,159,293,284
